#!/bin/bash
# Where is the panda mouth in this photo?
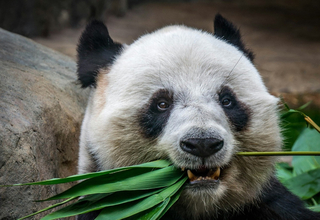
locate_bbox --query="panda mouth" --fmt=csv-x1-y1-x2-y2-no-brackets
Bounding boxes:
184,166,221,184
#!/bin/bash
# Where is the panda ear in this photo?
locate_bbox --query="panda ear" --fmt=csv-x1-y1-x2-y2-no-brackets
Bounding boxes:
77,20,123,88
214,14,254,62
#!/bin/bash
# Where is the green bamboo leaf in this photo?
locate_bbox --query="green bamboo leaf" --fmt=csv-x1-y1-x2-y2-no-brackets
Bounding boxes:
42,168,152,200
47,166,184,200
292,128,320,176
284,103,290,111
95,177,187,220
127,198,171,220
297,101,312,111
282,168,320,200
309,204,320,212
1,160,171,187
127,186,184,220
18,197,77,220
41,189,163,220
156,187,184,220
275,163,293,183
280,109,301,120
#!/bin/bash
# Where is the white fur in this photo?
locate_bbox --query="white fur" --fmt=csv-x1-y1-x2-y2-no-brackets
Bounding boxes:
78,25,281,217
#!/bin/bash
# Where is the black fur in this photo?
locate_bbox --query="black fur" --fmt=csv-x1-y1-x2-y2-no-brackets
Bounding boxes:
219,87,250,132
163,176,320,220
139,89,173,138
214,14,254,62
77,20,123,88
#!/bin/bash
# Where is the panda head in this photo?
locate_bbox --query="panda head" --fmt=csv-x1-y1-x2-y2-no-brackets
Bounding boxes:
77,14,282,217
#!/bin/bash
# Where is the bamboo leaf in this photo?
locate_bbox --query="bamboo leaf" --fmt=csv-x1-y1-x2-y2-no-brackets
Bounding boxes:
309,204,320,212
280,97,291,111
280,109,301,120
127,198,171,220
1,160,171,187
18,197,77,220
282,168,320,200
41,189,163,220
95,177,187,220
292,128,320,176
298,101,312,111
156,187,184,220
276,163,293,183
127,186,184,220
46,166,184,200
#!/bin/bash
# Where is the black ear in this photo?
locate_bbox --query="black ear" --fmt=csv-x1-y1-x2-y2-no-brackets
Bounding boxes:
77,20,123,88
214,14,254,62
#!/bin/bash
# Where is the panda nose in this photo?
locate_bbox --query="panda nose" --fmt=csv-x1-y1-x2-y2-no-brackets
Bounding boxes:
180,138,224,157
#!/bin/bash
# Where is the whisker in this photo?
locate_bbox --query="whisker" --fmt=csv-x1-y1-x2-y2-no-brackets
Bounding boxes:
224,70,243,84
220,54,244,89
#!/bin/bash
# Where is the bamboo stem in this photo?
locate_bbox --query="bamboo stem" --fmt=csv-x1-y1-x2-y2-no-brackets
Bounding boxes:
237,151,320,156
304,116,320,133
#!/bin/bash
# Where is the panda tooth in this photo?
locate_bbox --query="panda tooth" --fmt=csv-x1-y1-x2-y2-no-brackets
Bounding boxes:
187,170,198,181
209,167,221,180
181,167,185,171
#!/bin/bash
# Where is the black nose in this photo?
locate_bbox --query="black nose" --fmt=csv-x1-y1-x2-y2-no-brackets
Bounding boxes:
180,138,224,157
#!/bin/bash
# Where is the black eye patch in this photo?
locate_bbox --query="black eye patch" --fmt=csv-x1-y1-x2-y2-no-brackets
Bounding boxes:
218,87,250,132
139,89,173,138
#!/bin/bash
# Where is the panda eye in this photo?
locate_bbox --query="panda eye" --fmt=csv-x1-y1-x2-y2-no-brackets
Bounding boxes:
157,101,170,111
221,98,232,107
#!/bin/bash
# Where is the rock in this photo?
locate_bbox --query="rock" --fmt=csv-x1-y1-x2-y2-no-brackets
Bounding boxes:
0,28,89,219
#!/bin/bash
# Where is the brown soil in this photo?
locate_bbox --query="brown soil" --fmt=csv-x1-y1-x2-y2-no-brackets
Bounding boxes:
33,1,320,96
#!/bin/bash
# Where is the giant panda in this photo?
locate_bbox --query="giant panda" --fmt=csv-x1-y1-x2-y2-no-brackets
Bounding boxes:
76,14,320,220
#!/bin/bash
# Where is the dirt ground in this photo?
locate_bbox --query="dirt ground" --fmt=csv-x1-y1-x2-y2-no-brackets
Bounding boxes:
33,1,320,99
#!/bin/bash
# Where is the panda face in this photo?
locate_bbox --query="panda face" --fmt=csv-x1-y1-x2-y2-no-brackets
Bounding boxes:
77,16,282,217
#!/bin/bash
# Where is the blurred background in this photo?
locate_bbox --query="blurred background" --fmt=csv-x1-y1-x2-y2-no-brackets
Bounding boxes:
1,0,319,95
1,0,320,111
